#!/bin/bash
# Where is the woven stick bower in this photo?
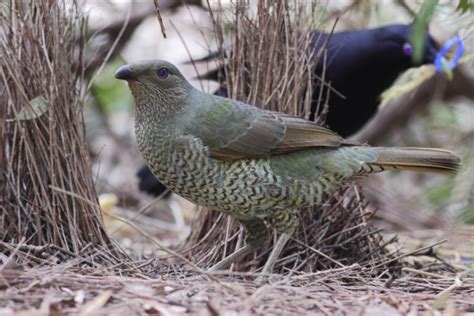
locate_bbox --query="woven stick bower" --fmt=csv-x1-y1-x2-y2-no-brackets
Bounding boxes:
182,0,397,274
0,0,125,264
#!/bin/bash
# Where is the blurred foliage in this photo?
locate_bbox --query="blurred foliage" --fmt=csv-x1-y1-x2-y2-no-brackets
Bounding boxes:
457,0,474,13
90,58,133,113
410,0,438,64
430,102,458,128
426,178,454,208
405,100,473,224
458,205,474,224
456,153,474,224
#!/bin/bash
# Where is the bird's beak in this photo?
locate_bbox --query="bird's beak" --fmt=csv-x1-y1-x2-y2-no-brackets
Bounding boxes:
438,57,454,80
115,65,137,81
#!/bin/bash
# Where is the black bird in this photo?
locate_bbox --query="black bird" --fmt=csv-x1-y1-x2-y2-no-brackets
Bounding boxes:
309,24,438,136
136,165,170,197
136,24,439,197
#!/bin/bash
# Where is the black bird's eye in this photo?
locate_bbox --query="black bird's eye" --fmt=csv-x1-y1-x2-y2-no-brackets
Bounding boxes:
402,42,413,56
157,67,169,79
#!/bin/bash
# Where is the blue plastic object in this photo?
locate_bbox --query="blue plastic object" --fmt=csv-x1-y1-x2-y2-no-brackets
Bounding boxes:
435,36,464,74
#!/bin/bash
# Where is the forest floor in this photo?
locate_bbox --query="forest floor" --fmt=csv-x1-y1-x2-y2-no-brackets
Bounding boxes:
1,220,473,315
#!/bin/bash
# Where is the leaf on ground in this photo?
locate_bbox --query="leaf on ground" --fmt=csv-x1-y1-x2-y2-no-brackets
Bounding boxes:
78,291,113,316
142,300,187,315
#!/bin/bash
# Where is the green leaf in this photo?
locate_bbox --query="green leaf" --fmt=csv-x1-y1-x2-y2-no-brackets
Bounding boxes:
457,0,474,13
17,96,49,120
410,0,439,64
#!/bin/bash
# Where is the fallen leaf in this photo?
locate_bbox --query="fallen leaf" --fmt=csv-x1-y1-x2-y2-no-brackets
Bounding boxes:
78,290,113,316
75,290,86,305
142,300,187,316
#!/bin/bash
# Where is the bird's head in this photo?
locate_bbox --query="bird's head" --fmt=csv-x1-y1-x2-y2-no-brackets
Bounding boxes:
375,24,439,67
115,60,192,107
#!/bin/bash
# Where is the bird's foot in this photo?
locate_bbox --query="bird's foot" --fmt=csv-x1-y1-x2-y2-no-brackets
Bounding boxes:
256,209,298,283
255,232,292,283
207,244,255,272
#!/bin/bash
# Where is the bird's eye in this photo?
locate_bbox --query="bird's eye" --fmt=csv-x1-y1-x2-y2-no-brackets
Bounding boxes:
157,67,169,79
402,43,413,56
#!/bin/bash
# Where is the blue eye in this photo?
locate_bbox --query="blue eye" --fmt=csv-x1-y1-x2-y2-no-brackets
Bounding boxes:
157,67,169,79
403,43,413,56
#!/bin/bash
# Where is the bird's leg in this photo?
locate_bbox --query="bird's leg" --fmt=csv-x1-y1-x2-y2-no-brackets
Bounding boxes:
260,209,298,275
207,217,269,272
207,243,254,272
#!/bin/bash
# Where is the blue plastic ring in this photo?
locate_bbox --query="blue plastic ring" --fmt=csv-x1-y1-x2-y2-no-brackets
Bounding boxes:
435,36,464,73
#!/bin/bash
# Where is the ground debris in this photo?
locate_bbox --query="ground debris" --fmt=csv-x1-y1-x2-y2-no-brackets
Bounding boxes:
0,261,472,315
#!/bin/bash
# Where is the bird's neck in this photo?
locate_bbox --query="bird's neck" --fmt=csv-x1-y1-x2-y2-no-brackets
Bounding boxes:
134,100,181,140
132,86,187,118
134,105,180,170
133,88,188,158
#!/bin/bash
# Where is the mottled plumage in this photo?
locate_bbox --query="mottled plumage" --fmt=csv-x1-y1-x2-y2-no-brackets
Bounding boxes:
136,24,440,199
116,60,460,273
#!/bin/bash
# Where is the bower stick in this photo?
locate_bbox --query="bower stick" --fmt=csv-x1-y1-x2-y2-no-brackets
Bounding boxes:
1,0,126,266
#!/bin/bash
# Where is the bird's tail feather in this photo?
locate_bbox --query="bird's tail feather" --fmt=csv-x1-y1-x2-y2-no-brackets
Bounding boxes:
372,147,461,174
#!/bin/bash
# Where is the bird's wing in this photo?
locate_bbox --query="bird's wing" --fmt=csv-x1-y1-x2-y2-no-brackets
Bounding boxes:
184,95,355,161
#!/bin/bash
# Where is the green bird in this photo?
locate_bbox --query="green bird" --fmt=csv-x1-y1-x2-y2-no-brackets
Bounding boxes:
115,60,461,274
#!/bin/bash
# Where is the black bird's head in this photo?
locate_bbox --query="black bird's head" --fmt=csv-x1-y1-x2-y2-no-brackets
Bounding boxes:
316,24,440,137
374,24,439,67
